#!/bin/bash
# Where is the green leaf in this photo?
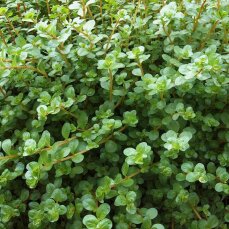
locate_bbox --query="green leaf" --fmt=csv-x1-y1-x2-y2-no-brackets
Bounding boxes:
105,140,118,153
72,153,84,163
76,110,88,129
126,191,136,202
145,208,158,220
186,172,198,182
96,203,110,220
61,122,71,139
132,68,142,76
97,218,113,229
121,162,129,176
83,215,98,229
82,194,97,211
152,224,165,229
114,194,127,206
181,162,194,173
207,215,219,228
83,20,95,32
194,163,205,173
1,139,12,154
38,130,51,148
123,110,138,127
215,183,224,192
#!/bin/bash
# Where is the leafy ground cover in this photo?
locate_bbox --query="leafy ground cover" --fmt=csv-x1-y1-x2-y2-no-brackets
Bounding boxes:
0,0,228,228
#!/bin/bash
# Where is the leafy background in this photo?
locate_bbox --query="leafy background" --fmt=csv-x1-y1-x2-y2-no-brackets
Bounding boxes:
0,0,228,228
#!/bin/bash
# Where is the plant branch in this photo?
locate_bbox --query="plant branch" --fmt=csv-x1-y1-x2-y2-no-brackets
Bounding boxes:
0,65,48,77
192,0,207,33
108,69,113,101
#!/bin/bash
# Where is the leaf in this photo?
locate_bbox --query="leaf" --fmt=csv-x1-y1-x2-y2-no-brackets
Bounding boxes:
152,224,165,229
61,122,71,139
72,154,84,163
83,215,98,229
69,1,81,10
76,110,88,129
145,208,158,220
123,110,138,127
126,191,136,202
105,140,117,153
181,162,194,173
121,162,129,176
1,139,11,154
38,130,50,148
114,195,126,206
82,194,97,211
186,172,198,182
96,203,110,220
132,68,142,76
207,215,219,228
97,218,112,229
83,20,95,32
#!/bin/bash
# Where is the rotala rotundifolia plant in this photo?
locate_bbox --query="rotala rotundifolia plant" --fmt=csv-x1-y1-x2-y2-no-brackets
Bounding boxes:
0,0,228,228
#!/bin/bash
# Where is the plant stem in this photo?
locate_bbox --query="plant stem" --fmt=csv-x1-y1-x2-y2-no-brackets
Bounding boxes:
137,58,144,76
162,20,173,44
105,19,120,52
60,106,77,119
0,65,48,77
99,0,104,24
192,0,207,33
0,30,8,47
199,20,219,50
45,126,128,167
56,46,71,68
5,16,19,36
217,0,220,9
46,0,50,16
0,137,77,161
190,204,202,220
73,27,94,49
110,170,141,188
108,69,113,101
0,86,6,97
81,0,86,18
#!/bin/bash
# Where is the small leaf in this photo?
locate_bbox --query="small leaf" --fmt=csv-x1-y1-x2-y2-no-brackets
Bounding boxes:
186,172,198,182
83,215,98,229
62,122,71,139
105,140,117,153
181,162,194,173
97,218,112,229
72,154,84,163
82,194,97,211
132,68,142,76
96,203,110,220
114,195,126,206
1,139,11,154
152,224,165,229
83,20,95,32
38,130,50,148
145,208,158,220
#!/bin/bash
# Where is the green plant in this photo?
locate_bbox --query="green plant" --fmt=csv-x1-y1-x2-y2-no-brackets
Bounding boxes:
0,0,228,228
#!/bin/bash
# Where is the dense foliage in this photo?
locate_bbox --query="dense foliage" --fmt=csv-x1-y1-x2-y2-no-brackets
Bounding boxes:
0,0,228,228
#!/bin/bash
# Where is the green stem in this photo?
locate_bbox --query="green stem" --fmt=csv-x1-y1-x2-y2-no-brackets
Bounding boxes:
110,170,141,188
189,204,202,220
0,65,48,77
5,15,19,36
192,0,207,33
105,19,120,52
108,69,113,101
46,0,50,16
0,30,8,47
56,46,71,68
